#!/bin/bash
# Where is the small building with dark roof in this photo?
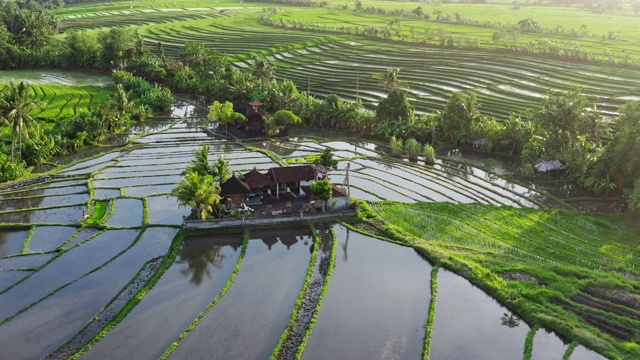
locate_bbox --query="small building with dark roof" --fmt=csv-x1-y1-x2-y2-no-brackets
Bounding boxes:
220,175,252,207
266,165,318,197
243,168,275,193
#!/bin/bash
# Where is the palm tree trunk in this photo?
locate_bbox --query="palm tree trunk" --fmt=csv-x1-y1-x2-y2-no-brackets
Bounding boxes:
19,132,22,160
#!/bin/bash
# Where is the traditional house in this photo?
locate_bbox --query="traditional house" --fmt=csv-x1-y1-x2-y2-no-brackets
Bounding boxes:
220,174,252,208
243,167,275,194
266,165,317,198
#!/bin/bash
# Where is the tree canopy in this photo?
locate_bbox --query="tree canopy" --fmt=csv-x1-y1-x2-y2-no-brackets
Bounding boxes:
376,88,414,124
310,178,332,201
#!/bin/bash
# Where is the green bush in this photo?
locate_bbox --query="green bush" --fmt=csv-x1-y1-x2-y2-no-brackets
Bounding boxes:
0,153,30,182
423,143,435,165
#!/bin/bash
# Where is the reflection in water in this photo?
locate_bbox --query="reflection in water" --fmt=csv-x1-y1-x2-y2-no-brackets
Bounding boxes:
341,227,349,262
177,236,242,285
0,230,29,258
439,160,472,180
500,313,521,328
251,228,312,252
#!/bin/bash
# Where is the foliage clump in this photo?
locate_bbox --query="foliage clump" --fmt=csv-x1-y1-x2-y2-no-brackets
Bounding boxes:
171,145,231,219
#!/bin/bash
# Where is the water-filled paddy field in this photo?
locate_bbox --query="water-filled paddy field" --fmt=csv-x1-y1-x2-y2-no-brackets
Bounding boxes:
0,91,616,358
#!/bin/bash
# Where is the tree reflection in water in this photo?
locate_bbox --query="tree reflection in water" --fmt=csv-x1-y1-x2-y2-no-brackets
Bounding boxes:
500,312,521,328
176,236,242,285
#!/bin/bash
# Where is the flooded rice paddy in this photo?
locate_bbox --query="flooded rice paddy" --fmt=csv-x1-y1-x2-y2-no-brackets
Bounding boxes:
0,95,607,358
303,225,431,359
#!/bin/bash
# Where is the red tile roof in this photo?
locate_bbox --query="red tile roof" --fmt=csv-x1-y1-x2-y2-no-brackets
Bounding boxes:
267,165,317,183
243,169,275,188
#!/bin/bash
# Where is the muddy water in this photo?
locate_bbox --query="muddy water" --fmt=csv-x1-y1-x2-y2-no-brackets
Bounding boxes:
0,185,87,200
0,193,89,211
303,226,431,360
0,253,56,270
0,205,86,224
430,269,530,360
0,70,112,87
0,229,29,257
169,228,312,360
0,229,137,320
0,227,175,360
82,233,243,360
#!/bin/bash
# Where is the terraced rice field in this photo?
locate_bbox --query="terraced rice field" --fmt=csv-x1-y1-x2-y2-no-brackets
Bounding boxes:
0,100,615,358
262,40,640,118
55,5,640,119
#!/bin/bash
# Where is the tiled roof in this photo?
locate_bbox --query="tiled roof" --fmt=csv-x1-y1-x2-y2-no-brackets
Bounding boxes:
220,175,252,196
243,169,275,188
331,184,347,197
267,165,317,183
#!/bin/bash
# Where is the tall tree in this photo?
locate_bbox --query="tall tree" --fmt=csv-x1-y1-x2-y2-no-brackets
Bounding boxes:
184,145,231,186
441,91,481,143
171,172,221,220
535,89,594,156
207,100,246,133
373,68,405,91
0,81,41,162
252,55,276,91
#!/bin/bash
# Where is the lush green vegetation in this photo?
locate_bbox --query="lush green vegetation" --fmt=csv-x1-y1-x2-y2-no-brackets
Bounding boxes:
368,201,640,359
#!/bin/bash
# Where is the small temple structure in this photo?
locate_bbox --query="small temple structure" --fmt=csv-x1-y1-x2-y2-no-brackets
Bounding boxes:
216,100,288,139
219,165,347,213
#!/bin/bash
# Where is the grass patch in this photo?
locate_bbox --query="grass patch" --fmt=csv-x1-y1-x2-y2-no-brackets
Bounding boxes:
422,264,440,360
85,200,108,225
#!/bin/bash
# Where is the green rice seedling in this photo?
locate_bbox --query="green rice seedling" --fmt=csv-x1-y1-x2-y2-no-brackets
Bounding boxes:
423,143,435,165
404,138,421,161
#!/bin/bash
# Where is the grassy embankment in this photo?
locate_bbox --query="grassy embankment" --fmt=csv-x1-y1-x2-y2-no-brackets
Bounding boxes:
354,201,640,359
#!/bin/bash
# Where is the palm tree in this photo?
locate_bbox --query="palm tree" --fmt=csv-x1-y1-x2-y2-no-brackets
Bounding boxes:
252,55,276,91
373,68,405,92
0,82,41,162
171,172,222,220
186,144,216,177
460,91,481,123
501,114,527,154
185,145,231,186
